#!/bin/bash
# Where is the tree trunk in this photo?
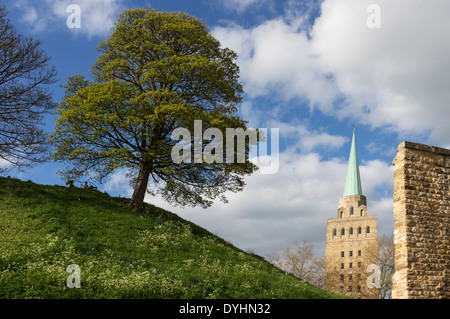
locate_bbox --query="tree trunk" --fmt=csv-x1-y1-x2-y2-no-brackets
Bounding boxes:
129,163,152,210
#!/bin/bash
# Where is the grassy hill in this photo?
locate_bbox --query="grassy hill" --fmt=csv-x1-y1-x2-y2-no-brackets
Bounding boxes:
0,176,342,299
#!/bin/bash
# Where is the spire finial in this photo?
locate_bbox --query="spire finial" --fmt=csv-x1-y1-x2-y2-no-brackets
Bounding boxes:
353,123,355,132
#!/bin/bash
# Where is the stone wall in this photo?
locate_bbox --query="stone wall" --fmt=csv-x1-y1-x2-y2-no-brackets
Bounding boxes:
392,141,450,299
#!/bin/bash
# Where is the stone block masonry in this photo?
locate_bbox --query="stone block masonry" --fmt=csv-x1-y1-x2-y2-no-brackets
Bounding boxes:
392,141,449,299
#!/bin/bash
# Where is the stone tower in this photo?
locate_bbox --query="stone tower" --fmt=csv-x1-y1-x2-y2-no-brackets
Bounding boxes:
325,128,378,298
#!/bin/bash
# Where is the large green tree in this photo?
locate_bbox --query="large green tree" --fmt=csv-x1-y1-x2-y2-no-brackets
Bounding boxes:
51,8,257,209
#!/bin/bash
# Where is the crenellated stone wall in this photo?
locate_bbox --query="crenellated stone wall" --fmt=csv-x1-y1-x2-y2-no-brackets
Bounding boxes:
392,141,450,299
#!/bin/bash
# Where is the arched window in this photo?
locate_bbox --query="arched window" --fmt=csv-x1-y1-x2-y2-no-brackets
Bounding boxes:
366,226,371,234
341,228,345,236
360,209,364,216
340,211,344,218
350,207,354,216
358,227,362,234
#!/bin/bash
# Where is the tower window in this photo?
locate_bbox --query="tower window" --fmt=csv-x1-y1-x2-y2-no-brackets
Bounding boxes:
366,226,371,234
340,211,343,218
341,251,345,258
349,250,353,257
350,227,353,235
341,228,345,236
349,262,353,269
333,229,337,236
358,250,361,256
341,263,344,269
358,227,362,235
360,209,364,216
349,274,353,281
350,207,354,216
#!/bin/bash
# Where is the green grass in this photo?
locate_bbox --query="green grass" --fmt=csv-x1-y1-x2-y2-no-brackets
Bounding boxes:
0,176,342,299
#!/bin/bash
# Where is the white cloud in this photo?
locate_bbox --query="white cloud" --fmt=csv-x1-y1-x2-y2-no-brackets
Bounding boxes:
20,5,38,24
213,19,339,112
285,124,347,152
219,0,273,13
9,0,125,38
271,120,348,153
214,0,450,146
310,0,450,145
50,0,124,38
0,158,12,172
102,168,133,197
360,159,393,199
240,102,348,153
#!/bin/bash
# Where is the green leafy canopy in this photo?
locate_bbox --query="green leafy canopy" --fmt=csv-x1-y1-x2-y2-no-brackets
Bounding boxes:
51,8,257,209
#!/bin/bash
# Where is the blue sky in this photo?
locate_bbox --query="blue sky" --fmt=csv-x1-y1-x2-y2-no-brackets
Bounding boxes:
2,0,449,257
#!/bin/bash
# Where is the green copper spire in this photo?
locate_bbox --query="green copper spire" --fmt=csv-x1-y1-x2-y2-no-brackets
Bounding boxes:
343,126,363,196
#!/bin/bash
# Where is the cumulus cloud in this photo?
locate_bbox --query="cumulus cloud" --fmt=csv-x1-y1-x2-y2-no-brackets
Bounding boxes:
311,0,450,145
8,0,125,38
277,122,348,152
0,158,12,172
218,0,273,13
213,0,450,146
240,102,348,153
52,0,125,38
102,168,133,197
213,19,339,112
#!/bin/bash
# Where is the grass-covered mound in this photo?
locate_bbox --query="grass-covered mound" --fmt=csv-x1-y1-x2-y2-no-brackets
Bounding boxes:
0,177,341,299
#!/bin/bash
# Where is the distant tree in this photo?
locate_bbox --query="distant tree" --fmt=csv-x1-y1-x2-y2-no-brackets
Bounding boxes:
0,6,57,170
51,8,257,209
267,240,325,288
377,233,395,299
